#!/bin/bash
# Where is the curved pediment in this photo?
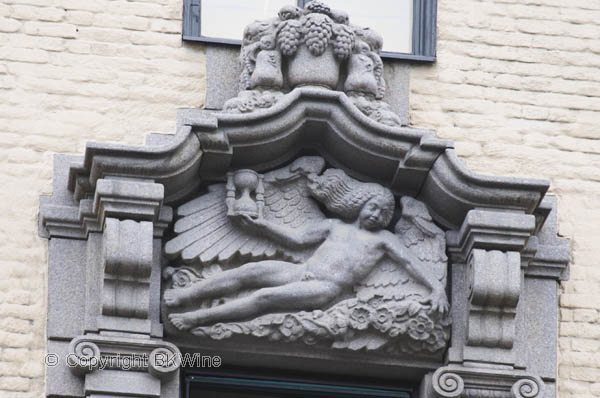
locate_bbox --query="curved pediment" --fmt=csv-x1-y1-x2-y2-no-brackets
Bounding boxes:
66,87,549,231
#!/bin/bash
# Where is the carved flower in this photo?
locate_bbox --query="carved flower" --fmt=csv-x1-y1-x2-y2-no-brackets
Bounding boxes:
237,96,257,113
367,295,384,309
425,327,447,352
407,314,434,341
255,92,278,108
349,305,372,330
167,267,200,288
208,323,233,340
279,315,304,341
371,307,393,333
251,318,273,337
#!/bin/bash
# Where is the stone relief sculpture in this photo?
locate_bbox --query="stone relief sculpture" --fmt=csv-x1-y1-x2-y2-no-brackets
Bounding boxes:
163,157,450,354
223,1,402,127
39,1,569,396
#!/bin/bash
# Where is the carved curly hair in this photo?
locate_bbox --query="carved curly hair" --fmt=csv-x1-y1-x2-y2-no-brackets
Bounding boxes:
308,168,395,225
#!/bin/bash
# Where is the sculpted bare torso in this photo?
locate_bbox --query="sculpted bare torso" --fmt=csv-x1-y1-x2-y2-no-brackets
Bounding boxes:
166,197,448,331
304,220,390,286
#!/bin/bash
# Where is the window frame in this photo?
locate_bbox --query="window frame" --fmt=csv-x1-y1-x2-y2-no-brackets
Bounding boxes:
184,371,414,397
182,0,437,62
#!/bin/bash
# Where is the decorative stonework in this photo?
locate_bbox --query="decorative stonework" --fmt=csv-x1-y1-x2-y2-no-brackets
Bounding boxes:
38,1,569,397
431,366,544,398
168,268,451,354
161,157,450,356
223,1,401,126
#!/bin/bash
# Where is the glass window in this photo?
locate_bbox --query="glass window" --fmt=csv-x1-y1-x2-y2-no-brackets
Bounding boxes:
186,375,413,397
200,0,296,42
183,0,437,61
322,0,412,54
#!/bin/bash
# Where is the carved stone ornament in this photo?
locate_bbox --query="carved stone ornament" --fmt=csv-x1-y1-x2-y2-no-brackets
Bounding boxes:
39,1,570,397
223,1,402,127
162,157,451,356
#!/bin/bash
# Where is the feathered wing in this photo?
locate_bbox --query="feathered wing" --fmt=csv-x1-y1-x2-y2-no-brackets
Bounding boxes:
342,196,447,351
164,157,327,266
355,196,447,302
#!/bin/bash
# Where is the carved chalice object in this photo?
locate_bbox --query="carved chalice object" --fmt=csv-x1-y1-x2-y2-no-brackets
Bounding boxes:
226,169,264,219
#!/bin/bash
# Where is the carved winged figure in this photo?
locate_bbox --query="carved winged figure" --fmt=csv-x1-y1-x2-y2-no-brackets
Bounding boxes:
164,157,449,349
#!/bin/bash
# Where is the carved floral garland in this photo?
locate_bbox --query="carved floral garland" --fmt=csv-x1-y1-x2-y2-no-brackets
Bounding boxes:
165,266,450,354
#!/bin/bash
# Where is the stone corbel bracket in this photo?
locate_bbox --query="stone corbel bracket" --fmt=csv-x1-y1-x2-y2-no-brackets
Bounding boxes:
446,210,536,366
442,200,569,397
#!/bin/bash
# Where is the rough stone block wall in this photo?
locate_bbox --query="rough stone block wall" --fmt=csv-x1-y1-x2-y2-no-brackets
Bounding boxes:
410,1,600,397
0,0,205,396
0,0,598,396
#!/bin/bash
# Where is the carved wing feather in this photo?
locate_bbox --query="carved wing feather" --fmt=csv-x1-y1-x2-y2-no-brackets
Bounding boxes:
394,197,447,282
355,196,447,300
177,185,226,217
165,157,327,266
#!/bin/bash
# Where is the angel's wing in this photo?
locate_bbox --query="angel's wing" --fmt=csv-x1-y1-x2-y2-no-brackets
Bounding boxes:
394,196,447,284
355,196,447,301
164,157,327,266
346,197,447,351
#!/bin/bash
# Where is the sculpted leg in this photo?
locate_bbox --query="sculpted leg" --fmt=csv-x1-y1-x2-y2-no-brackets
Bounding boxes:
169,280,341,330
164,260,303,307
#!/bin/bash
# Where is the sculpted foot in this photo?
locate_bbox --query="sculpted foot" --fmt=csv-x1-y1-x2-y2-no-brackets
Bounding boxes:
168,312,200,331
164,288,190,307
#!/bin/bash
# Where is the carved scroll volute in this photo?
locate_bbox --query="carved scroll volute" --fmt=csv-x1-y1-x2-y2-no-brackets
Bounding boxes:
467,249,521,349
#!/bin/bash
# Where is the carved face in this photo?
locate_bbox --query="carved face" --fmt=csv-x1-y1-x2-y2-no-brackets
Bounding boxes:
358,197,393,230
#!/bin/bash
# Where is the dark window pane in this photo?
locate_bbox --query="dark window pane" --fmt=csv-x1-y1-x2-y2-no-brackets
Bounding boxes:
187,375,412,398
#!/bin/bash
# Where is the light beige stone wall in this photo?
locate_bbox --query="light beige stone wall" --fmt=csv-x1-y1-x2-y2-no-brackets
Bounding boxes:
0,0,205,396
410,1,600,397
0,0,598,396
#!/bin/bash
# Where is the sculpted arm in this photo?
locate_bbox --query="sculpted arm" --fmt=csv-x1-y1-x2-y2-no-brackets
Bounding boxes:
242,216,332,248
383,235,449,313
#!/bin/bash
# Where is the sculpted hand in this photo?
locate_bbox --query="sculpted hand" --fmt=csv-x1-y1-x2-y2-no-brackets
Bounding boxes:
420,288,449,315
239,214,268,231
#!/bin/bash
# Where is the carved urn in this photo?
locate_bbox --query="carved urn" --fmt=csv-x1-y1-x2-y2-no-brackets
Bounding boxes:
287,44,340,89
276,2,354,89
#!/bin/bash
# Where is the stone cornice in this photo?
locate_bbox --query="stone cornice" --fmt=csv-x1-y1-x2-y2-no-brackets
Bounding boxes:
61,87,551,232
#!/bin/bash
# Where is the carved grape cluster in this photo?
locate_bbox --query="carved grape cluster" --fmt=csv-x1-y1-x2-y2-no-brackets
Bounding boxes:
277,20,303,56
332,24,355,59
303,13,333,56
305,1,331,16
